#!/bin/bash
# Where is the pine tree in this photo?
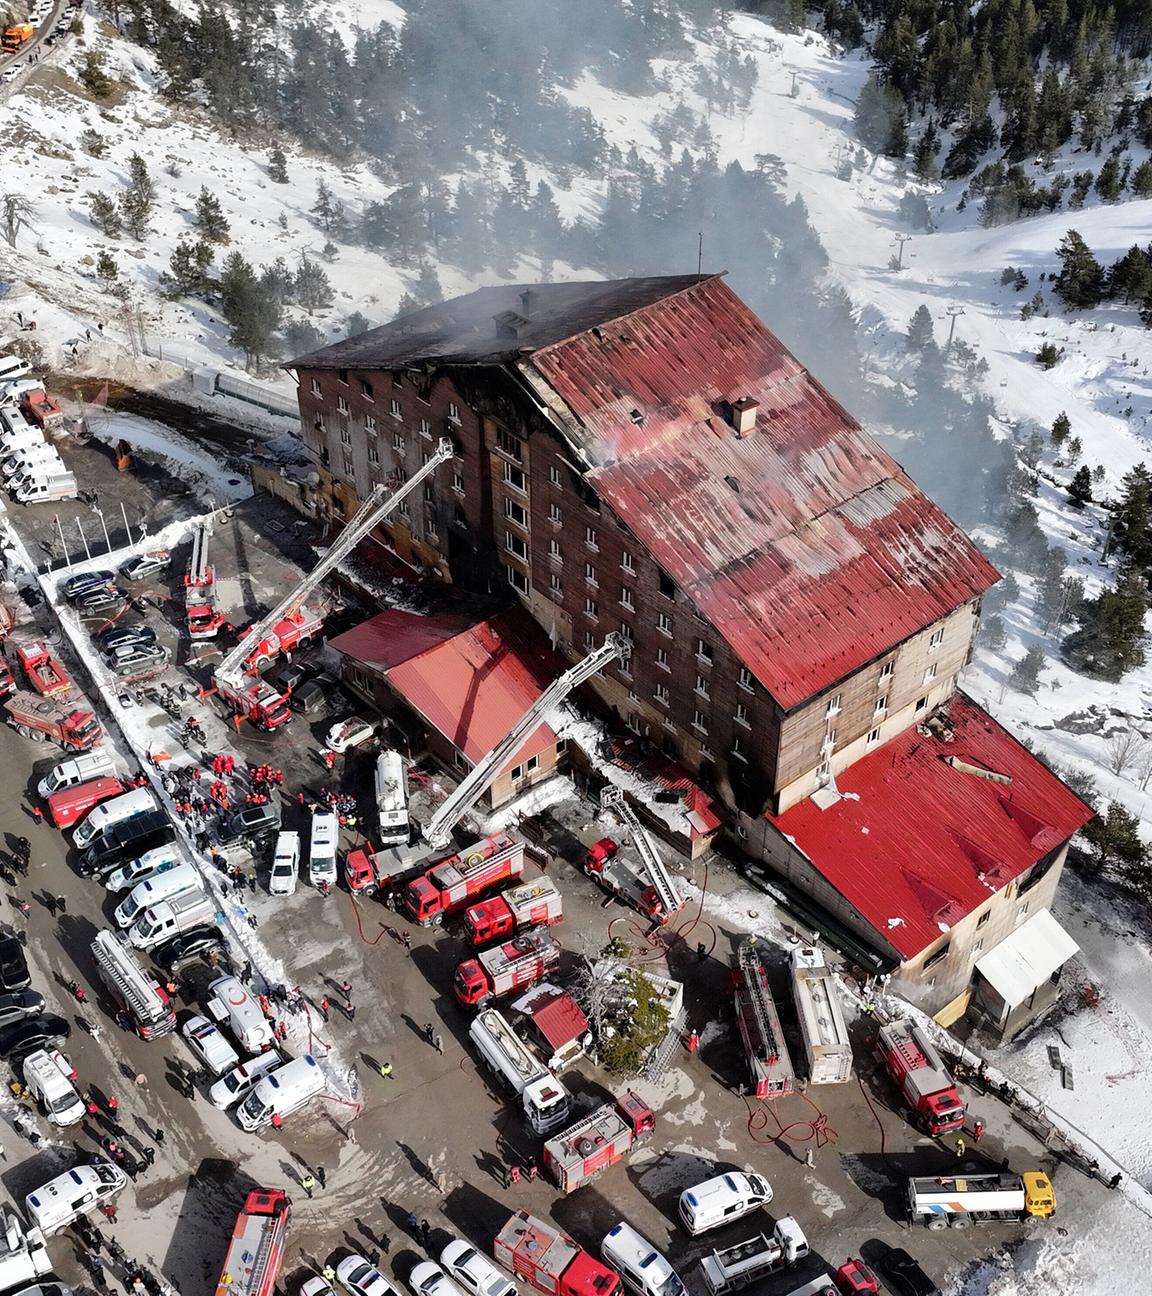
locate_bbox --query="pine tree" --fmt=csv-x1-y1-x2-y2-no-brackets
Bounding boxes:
1131,160,1152,199
95,251,118,286
906,304,935,351
1094,157,1124,203
294,256,333,314
193,187,230,245
1037,342,1063,368
981,614,1007,651
884,106,909,159
1050,411,1071,449
268,147,289,184
118,189,152,240
311,181,342,236
345,311,371,337
1008,645,1046,695
220,252,282,368
1114,463,1152,568
127,154,155,206
1108,246,1152,303
88,191,121,237
1063,575,1149,680
912,119,939,179
1067,465,1092,507
414,260,442,306
280,319,326,356
1081,802,1146,879
78,50,114,99
159,237,214,299
1054,229,1104,308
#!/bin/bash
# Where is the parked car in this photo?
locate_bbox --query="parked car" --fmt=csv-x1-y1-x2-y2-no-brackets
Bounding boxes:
151,926,226,976
104,845,182,893
207,1050,284,1109
267,832,300,897
217,803,281,846
327,718,378,754
0,1014,69,1061
269,661,312,694
181,1014,239,1077
337,1257,395,1296
409,1264,466,1296
290,674,340,715
301,1281,336,1296
872,1247,943,1296
120,551,170,583
74,587,127,617
0,990,45,1029
107,642,167,674
61,570,114,602
96,623,156,655
440,1242,517,1296
0,931,30,992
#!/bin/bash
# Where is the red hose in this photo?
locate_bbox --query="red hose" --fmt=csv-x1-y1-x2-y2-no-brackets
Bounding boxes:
743,1090,838,1149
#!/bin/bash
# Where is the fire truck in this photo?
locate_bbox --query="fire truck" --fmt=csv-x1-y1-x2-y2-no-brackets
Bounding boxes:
344,846,427,899
494,1211,621,1296
583,788,683,923
907,1170,1055,1228
5,692,101,750
454,929,561,1008
698,1219,809,1295
212,1189,291,1296
403,832,525,926
465,877,563,945
875,1019,966,1135
14,640,72,698
733,937,795,1100
184,522,226,642
469,1007,571,1134
542,1091,654,1194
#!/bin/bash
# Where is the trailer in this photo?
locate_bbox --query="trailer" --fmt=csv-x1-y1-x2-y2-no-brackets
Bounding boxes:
468,1006,571,1134
733,937,795,1099
5,690,102,750
790,947,852,1085
465,877,563,945
907,1171,1055,1228
212,1189,291,1296
454,928,562,1008
494,1210,621,1296
699,1219,809,1295
876,1019,966,1135
403,832,526,926
542,1091,654,1194
14,640,73,697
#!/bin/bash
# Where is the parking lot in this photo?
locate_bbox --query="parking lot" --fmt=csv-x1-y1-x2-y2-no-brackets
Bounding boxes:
0,429,1113,1296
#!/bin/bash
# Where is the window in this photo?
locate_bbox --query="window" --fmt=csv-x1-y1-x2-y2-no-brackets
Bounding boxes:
971,939,984,956
505,565,528,594
425,507,438,539
549,465,563,487
585,526,598,549
738,667,754,692
584,596,598,620
342,454,354,476
510,764,523,781
1016,901,1031,924
420,417,432,438
731,737,747,762
360,379,374,401
526,755,539,773
657,611,673,637
823,728,837,751
503,463,527,492
339,424,352,446
735,702,750,727
695,674,710,699
504,498,527,527
337,368,348,385
622,551,636,574
929,626,945,651
658,571,675,599
453,472,465,494
505,532,527,560
423,483,435,505
549,573,562,595
655,684,670,706
336,395,349,414
548,539,562,561
977,910,991,928
392,372,403,389
389,398,402,418
874,695,889,718
365,413,377,433
692,709,708,734
392,430,404,452
496,428,523,461
583,631,596,651
826,694,842,717
880,660,894,680
924,663,938,685
619,622,634,644
915,695,928,712
448,401,461,423
310,378,321,396
697,639,714,664
867,726,882,745
585,562,597,586
312,414,326,433
620,587,634,611
367,444,379,465
541,502,559,525
924,944,950,970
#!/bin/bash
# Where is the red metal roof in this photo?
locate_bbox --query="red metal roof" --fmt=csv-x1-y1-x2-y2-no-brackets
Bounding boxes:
604,735,722,840
766,694,1095,960
521,987,589,1048
329,607,562,771
524,277,1000,711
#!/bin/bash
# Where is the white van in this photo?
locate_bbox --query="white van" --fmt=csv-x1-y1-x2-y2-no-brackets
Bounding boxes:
2,446,59,479
0,356,32,384
74,786,159,849
677,1172,773,1236
24,1162,128,1237
206,975,274,1053
0,424,44,457
22,1050,84,1127
0,377,45,407
126,890,217,950
308,811,338,888
602,1224,685,1296
104,843,182,893
0,1209,51,1292
113,862,202,927
37,750,116,799
268,831,300,896
13,472,78,504
236,1054,324,1131
375,749,410,846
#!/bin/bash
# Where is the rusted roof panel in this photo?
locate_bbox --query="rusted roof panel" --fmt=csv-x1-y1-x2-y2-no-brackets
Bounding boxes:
526,277,1000,710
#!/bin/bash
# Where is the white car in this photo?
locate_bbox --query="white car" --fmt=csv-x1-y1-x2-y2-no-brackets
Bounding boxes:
181,1014,239,1077
337,1257,396,1296
103,845,181,893
440,1242,517,1296
326,718,378,754
268,831,300,896
409,1264,467,1296
302,1280,336,1296
208,1050,283,1109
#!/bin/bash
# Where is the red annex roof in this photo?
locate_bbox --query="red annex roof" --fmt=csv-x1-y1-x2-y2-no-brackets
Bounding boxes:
329,607,563,772
766,694,1094,960
522,276,1000,711
520,987,589,1048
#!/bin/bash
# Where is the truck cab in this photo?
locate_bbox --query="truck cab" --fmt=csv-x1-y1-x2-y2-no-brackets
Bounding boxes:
22,1049,84,1126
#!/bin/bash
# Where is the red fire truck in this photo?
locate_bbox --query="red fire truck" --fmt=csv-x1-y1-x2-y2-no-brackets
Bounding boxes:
403,832,525,926
15,640,73,698
5,691,102,750
240,607,325,672
344,846,426,899
213,1189,291,1296
734,938,795,1100
465,877,563,945
542,1091,654,1194
185,523,226,642
875,1018,966,1135
47,776,125,829
494,1210,620,1296
454,929,561,1008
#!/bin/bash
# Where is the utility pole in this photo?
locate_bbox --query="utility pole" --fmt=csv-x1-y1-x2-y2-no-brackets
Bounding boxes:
943,305,966,353
697,232,703,275
893,234,912,270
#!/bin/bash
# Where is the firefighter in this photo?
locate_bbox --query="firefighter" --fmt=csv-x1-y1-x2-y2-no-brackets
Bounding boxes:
954,1136,966,1158
972,1117,986,1142
686,1029,699,1055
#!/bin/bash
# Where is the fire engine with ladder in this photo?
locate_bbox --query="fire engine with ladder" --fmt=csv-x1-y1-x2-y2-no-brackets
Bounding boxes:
453,927,561,1007
212,1188,290,1296
875,1018,966,1135
733,937,795,1099
583,786,684,923
209,439,455,729
185,521,226,644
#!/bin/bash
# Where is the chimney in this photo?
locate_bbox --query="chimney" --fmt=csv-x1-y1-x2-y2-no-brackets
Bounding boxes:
729,396,759,437
520,289,533,316
494,309,530,340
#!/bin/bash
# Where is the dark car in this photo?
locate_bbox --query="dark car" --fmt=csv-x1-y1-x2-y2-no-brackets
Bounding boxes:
290,673,340,715
873,1247,942,1296
79,810,175,876
61,570,114,602
96,623,157,654
269,660,312,694
152,925,226,976
120,551,171,583
0,932,30,992
0,1012,70,1061
74,586,127,617
0,989,44,1028
217,803,281,846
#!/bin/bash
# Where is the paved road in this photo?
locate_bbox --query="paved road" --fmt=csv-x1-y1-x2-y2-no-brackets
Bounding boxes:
0,1,73,94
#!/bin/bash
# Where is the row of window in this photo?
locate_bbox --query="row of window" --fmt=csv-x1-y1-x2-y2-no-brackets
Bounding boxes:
314,370,462,421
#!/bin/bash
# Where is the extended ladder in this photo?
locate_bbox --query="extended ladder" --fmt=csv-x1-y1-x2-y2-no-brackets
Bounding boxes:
186,520,213,587
739,939,780,1063
600,786,682,917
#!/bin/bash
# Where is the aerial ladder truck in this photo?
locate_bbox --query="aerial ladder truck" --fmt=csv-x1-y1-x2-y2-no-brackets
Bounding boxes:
583,785,684,921
184,520,225,644
734,936,796,1099
421,633,629,849
210,438,455,730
